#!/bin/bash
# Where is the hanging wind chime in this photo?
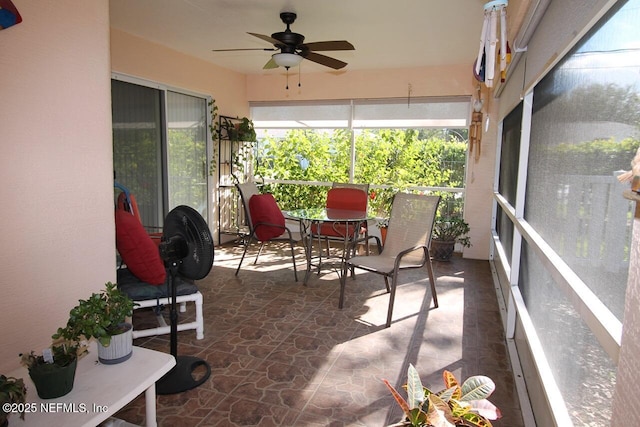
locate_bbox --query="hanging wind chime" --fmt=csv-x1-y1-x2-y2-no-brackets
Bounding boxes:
469,0,510,165
470,86,484,162
474,0,510,88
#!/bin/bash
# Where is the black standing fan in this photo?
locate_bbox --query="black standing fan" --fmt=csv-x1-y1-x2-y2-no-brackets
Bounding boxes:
155,205,214,395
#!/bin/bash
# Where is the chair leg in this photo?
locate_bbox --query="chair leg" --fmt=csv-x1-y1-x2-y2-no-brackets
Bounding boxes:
254,242,266,265
426,257,438,308
235,238,252,276
386,271,399,328
383,276,391,293
338,261,349,309
288,239,298,282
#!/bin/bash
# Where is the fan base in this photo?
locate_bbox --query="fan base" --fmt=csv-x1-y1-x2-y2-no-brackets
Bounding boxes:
155,355,211,395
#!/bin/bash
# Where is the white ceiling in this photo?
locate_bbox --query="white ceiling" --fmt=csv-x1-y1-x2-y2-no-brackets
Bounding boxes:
109,0,493,76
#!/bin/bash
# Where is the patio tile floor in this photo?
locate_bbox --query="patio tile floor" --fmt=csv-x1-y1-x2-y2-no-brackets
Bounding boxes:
114,242,525,426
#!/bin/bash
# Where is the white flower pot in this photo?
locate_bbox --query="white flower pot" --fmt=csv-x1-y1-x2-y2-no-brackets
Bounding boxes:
97,323,133,364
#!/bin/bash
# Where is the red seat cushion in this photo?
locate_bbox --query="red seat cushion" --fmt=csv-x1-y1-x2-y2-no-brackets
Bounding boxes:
313,187,367,237
249,194,286,241
115,209,166,285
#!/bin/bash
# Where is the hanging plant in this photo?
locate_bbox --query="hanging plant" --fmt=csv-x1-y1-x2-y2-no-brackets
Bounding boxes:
236,117,257,142
208,98,219,176
220,116,256,142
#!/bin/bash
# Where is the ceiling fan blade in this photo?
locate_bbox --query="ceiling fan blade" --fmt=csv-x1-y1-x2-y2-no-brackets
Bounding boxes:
248,32,283,46
301,40,355,52
301,51,348,70
263,57,278,69
212,47,277,52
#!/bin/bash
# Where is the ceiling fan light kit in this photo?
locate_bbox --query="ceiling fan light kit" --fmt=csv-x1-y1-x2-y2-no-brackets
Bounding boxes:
272,52,303,68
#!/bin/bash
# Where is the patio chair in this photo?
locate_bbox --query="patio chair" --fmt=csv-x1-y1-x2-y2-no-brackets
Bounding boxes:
330,182,370,252
311,186,369,272
339,193,440,327
235,181,299,281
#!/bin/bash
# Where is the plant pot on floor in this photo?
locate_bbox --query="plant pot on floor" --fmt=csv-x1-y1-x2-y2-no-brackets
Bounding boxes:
97,323,133,365
380,227,388,246
28,357,77,399
430,239,455,261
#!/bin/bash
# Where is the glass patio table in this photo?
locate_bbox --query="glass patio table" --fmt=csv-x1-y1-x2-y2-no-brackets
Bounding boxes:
284,207,372,284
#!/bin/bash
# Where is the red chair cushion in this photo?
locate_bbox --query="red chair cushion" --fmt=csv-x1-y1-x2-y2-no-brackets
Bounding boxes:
314,187,367,237
249,194,286,241
115,209,166,285
326,187,368,211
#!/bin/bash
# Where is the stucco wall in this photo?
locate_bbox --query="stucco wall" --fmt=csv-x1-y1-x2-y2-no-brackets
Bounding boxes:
0,0,114,373
110,28,249,119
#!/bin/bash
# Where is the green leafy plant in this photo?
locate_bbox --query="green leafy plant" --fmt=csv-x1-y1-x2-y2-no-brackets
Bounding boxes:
220,116,256,142
384,364,501,427
19,320,88,391
19,324,87,399
55,282,136,347
377,217,389,228
208,98,219,175
432,216,471,247
237,117,257,142
21,312,88,371
254,128,468,213
0,374,27,424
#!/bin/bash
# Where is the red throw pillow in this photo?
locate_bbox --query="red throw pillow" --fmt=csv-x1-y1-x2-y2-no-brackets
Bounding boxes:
115,209,166,285
249,194,286,241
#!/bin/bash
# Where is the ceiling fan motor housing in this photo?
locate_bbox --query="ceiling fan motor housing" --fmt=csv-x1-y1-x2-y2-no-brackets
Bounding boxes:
271,31,304,52
272,12,304,52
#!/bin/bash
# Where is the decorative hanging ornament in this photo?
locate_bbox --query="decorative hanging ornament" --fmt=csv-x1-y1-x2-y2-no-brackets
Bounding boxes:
474,0,509,88
470,86,484,162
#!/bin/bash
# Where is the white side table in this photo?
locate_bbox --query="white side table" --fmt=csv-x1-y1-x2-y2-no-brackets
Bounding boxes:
8,343,175,427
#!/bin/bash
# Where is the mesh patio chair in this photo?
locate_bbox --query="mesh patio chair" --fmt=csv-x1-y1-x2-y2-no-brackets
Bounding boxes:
235,181,300,281
339,193,441,327
311,186,369,273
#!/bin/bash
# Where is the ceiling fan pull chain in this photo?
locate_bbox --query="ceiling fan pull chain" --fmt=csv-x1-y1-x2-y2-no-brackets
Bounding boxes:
298,64,301,88
286,67,289,90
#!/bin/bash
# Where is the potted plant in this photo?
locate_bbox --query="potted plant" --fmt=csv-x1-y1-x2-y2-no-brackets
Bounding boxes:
220,116,256,142
20,326,88,399
371,189,397,247
0,375,26,426
58,282,136,365
376,217,389,246
383,364,501,427
236,117,257,142
430,216,471,261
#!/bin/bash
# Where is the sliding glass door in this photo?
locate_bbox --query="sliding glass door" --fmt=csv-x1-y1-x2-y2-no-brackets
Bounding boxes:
112,78,209,228
112,79,164,228
166,91,208,218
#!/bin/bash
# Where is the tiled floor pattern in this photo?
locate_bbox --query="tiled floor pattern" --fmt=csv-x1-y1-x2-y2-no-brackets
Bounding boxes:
115,242,525,426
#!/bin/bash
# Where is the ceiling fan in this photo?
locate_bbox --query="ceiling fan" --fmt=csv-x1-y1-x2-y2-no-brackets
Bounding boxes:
212,12,355,70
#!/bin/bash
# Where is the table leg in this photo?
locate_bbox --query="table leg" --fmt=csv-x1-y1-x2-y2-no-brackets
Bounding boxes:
298,219,313,285
145,384,157,427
